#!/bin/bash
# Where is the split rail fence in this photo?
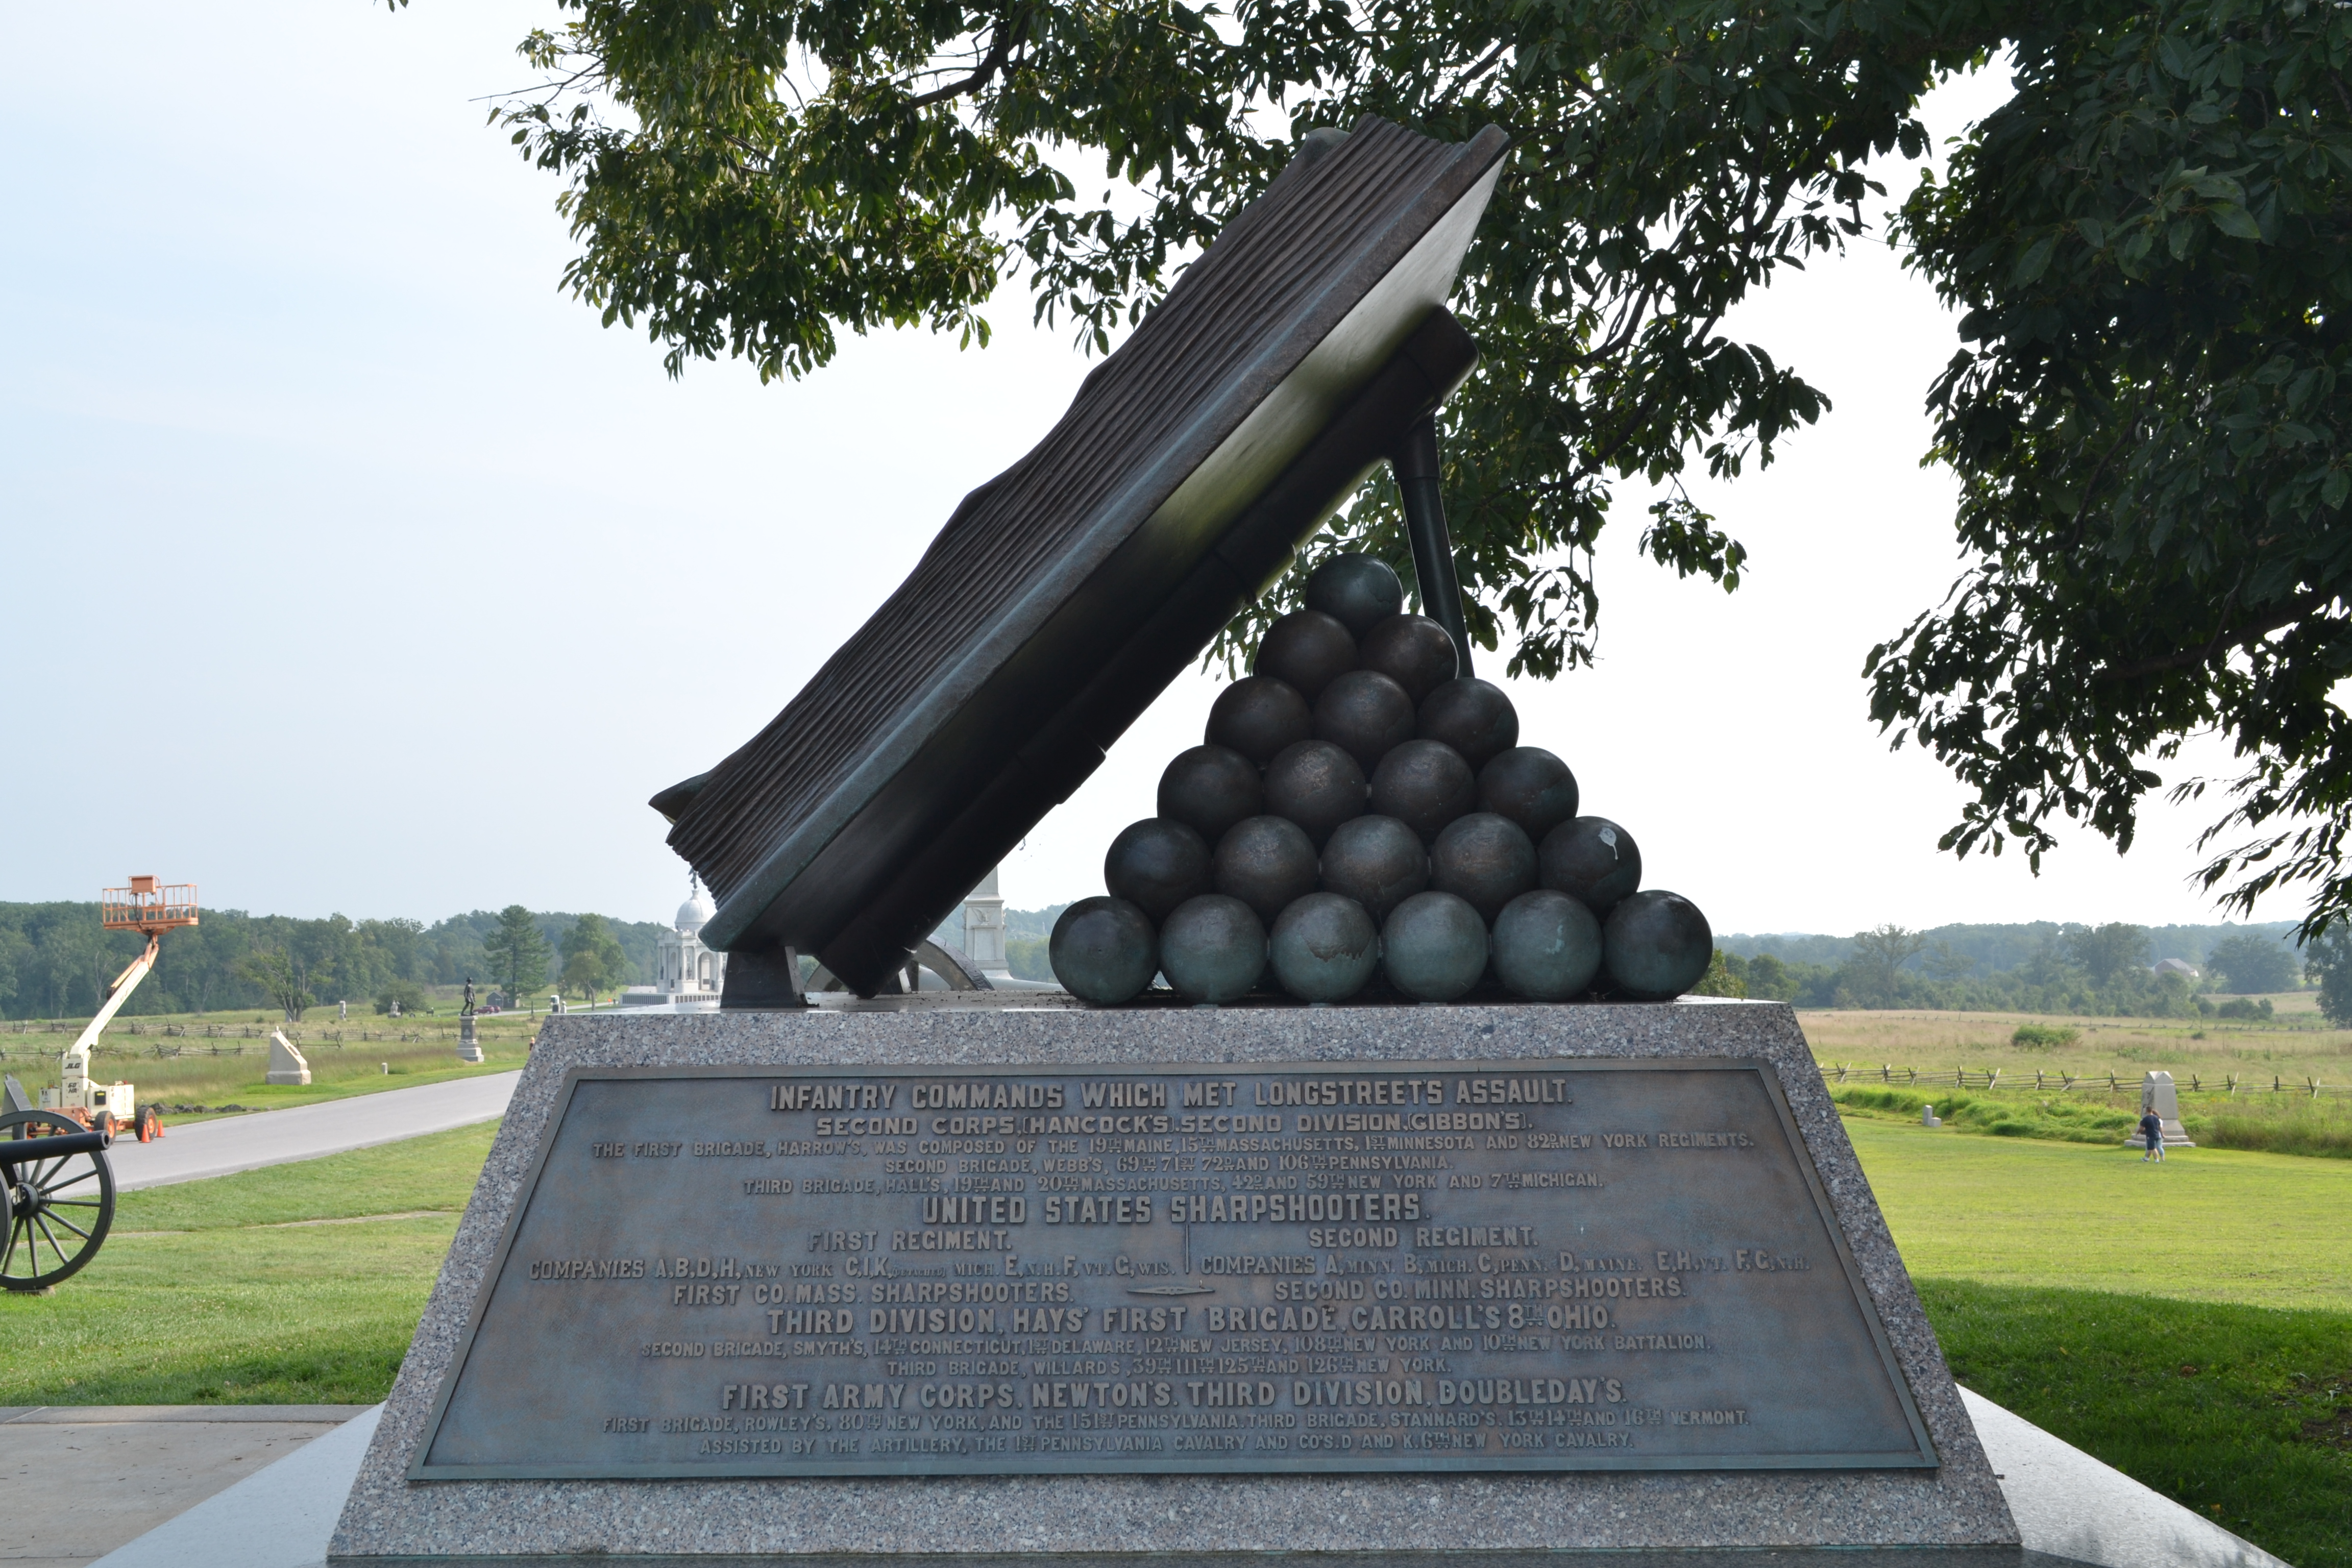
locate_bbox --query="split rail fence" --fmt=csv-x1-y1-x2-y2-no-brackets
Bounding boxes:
1826,1063,2347,1099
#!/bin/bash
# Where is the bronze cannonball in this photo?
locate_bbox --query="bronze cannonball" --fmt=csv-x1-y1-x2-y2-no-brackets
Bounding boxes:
1268,892,1381,1002
1048,897,1159,1006
1602,889,1712,1001
1159,894,1268,1004
1431,811,1538,923
1477,747,1580,844
1302,553,1405,638
1157,744,1264,845
1491,889,1603,1001
1204,677,1311,769
1358,612,1459,704
1417,677,1518,770
1254,609,1357,701
1367,738,1477,844
1380,890,1489,1002
1313,669,1417,774
1262,739,1368,847
1103,817,1213,923
1539,815,1641,916
1319,814,1428,924
1212,814,1321,924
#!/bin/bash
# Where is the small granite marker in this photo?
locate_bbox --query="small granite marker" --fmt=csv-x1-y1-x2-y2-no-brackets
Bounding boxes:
264,1030,310,1086
2141,1070,2194,1147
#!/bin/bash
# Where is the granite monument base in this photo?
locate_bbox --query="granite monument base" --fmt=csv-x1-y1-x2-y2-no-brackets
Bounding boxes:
331,996,2016,1559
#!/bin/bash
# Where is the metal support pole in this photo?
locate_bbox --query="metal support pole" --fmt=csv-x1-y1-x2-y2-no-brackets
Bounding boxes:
1392,414,1472,678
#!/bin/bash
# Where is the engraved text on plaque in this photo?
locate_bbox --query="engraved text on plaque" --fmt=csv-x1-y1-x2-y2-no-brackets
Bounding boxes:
413,1060,1934,1478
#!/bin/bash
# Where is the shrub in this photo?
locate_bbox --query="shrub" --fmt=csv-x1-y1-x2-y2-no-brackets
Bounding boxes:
2214,997,2274,1020
1691,950,1748,997
1828,1085,2139,1145
2011,1023,2079,1049
2193,1111,2352,1161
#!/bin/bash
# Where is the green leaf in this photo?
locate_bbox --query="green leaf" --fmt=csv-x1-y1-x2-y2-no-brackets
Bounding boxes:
2209,203,2262,241
2013,234,2056,285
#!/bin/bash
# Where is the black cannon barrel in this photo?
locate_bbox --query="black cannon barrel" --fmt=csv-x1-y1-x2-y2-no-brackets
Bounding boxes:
1,1130,108,1166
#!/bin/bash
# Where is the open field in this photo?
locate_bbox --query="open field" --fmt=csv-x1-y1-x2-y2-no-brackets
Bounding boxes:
0,1007,543,1118
1840,1078,2352,1158
1800,1001,2352,1084
1804,1004,2352,1160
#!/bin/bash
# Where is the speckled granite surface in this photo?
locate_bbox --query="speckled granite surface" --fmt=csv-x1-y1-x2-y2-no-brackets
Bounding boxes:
330,998,2017,1558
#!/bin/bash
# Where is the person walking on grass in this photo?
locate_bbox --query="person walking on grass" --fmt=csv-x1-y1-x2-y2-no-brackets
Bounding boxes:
2139,1107,2165,1163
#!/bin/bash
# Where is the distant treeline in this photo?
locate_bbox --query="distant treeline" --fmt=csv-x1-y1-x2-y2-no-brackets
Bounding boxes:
1712,921,2309,1016
17,898,2302,1019
1717,921,2299,974
974,912,2317,1009
0,902,671,1020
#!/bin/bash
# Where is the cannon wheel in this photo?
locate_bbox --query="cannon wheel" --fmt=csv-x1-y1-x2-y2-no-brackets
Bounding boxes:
2,1110,115,1291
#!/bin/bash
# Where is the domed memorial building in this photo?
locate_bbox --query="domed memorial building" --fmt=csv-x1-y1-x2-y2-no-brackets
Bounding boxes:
621,885,726,1007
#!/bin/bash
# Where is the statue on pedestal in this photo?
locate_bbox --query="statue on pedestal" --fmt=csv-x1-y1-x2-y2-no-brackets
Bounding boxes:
456,975,483,1064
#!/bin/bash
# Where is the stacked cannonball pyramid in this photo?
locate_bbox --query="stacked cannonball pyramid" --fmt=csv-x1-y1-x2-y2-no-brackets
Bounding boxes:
1049,554,1713,1007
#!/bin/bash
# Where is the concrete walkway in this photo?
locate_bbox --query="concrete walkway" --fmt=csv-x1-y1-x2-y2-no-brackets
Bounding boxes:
32,1388,2291,1568
104,1072,520,1190
0,1405,371,1568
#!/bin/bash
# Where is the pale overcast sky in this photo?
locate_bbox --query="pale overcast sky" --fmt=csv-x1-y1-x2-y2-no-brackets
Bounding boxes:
0,3,2298,936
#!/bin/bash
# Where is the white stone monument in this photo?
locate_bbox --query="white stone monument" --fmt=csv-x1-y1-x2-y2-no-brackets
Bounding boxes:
265,1030,311,1086
651,884,725,1004
960,864,1011,982
2141,1070,2194,1146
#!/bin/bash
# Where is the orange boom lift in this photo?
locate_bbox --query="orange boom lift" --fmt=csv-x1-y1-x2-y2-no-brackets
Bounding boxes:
38,877,198,1141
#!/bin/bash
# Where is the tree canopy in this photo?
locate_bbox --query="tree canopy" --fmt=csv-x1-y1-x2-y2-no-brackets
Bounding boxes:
560,912,628,998
1867,0,2352,938
458,0,2349,927
482,904,554,1006
2204,930,2299,993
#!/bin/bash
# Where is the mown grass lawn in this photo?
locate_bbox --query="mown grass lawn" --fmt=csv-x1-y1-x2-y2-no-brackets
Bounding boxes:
1843,1115,2352,1310
1927,1279,2350,1568
0,1122,493,1405
1850,1114,2352,1567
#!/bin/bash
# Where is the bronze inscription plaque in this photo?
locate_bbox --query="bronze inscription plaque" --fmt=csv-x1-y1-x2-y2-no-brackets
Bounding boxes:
413,1059,1935,1478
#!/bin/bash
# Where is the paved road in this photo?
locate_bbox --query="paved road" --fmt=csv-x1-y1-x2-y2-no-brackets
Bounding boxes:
103,1072,521,1190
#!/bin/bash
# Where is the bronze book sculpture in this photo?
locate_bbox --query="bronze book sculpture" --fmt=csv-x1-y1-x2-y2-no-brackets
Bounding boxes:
654,119,1510,998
